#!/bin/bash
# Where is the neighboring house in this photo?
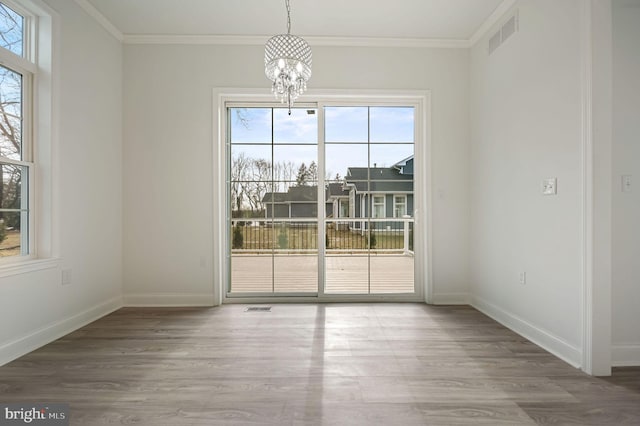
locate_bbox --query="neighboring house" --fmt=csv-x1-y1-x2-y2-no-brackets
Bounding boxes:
264,155,414,231
262,185,332,219
326,182,350,215
342,155,414,231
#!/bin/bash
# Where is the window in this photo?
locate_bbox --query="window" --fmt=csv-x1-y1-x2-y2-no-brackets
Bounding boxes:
372,195,385,218
0,2,23,56
339,199,349,218
0,1,33,261
394,195,407,217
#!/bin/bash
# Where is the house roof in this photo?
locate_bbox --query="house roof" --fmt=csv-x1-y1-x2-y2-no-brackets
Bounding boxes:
263,185,329,203
393,155,414,171
347,180,414,193
262,192,289,203
327,182,349,198
345,166,413,192
264,156,415,203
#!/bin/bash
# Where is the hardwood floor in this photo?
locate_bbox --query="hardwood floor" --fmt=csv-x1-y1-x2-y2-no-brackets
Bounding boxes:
1,304,639,425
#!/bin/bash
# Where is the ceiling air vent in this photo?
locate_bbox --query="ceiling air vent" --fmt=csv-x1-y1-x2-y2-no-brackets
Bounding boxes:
488,30,502,54
488,10,519,55
501,14,517,42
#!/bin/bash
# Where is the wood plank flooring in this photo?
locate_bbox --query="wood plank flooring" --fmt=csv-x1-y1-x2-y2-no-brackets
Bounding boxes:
1,303,639,425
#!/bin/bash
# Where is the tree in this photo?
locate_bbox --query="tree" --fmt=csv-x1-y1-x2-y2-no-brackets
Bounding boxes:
0,218,6,244
0,32,24,231
307,161,318,182
273,160,296,192
230,152,249,216
296,163,308,186
277,225,288,249
367,231,377,249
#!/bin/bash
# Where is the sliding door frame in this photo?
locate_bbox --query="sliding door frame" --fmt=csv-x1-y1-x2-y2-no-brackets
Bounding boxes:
213,89,433,304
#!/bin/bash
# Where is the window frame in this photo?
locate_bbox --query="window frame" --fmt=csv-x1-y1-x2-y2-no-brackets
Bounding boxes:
0,0,57,275
215,89,432,304
338,198,349,218
393,194,407,218
372,194,386,218
0,1,35,263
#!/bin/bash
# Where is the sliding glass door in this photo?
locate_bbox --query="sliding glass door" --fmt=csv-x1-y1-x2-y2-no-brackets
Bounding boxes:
227,102,417,298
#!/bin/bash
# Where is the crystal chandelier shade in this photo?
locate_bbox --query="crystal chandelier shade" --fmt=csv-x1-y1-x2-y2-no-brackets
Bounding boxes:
264,0,312,113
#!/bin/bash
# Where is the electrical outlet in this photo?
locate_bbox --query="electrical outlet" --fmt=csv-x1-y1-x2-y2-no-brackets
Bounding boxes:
519,272,526,285
61,269,72,285
622,175,632,193
542,178,557,195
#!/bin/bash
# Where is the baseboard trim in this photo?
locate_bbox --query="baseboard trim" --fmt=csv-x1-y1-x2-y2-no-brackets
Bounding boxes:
431,292,470,305
612,344,640,367
123,292,215,307
471,296,582,369
0,296,122,367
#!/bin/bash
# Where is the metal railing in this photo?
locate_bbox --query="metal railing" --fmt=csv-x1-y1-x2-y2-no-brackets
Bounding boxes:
231,217,414,254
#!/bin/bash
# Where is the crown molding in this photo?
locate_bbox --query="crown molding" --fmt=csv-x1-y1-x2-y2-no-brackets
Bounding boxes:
469,0,517,46
73,0,123,42
74,0,516,49
123,34,470,48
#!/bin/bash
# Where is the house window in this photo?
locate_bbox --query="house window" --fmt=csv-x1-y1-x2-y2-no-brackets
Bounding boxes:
372,195,385,218
394,195,407,217
339,199,349,217
0,1,32,260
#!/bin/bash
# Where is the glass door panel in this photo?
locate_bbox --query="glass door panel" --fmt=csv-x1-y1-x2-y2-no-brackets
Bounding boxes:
323,106,416,296
229,107,318,295
273,219,318,293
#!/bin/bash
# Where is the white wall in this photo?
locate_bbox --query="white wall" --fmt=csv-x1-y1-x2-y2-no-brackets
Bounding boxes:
0,0,123,365
612,0,640,366
122,44,470,304
469,0,585,366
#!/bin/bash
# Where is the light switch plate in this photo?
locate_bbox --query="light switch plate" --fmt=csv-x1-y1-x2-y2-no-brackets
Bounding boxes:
622,175,632,193
62,269,72,285
542,178,557,195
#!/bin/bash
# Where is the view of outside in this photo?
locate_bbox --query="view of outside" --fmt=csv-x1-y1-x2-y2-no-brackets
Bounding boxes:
228,105,415,295
0,3,27,258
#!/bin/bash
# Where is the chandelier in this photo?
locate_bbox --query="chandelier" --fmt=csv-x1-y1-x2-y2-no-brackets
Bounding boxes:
264,0,312,115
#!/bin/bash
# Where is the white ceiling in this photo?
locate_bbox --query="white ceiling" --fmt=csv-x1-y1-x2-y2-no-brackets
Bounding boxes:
84,0,507,41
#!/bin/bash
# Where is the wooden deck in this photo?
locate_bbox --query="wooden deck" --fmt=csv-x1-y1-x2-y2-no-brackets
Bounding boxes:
230,254,414,294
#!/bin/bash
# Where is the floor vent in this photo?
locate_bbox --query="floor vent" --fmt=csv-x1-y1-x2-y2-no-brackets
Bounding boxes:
245,306,272,312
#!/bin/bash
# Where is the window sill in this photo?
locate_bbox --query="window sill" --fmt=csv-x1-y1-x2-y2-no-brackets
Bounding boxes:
0,257,61,279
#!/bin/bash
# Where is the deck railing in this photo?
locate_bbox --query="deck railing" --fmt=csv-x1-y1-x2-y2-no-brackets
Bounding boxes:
231,217,414,255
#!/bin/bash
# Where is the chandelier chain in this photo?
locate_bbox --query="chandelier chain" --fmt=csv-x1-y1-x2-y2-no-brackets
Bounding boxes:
286,0,291,34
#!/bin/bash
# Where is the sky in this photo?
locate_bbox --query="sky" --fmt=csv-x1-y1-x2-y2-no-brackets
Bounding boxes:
230,106,415,182
0,3,23,57
0,4,24,163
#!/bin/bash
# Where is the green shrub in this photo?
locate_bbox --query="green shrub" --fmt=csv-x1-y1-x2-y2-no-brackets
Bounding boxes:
367,231,376,249
277,225,288,249
0,220,6,244
232,226,243,249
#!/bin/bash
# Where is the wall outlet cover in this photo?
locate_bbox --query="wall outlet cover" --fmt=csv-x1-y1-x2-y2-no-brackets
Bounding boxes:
622,175,632,193
542,178,557,195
